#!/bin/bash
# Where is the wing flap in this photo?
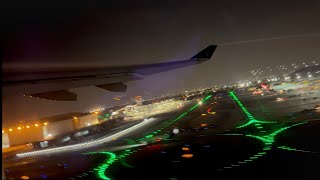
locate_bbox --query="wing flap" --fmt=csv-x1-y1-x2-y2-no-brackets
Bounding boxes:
96,82,127,92
29,90,77,101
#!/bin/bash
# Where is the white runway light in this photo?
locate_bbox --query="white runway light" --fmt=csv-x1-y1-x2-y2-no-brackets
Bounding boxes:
16,118,155,158
173,128,179,135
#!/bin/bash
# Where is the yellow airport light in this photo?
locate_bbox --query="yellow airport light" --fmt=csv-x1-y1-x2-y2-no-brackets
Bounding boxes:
182,147,190,151
182,154,193,158
20,176,29,180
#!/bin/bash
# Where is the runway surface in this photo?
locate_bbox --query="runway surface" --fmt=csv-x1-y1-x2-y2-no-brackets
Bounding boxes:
3,89,320,179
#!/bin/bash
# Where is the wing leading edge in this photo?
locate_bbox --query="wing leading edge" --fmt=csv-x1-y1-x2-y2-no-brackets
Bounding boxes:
3,45,217,101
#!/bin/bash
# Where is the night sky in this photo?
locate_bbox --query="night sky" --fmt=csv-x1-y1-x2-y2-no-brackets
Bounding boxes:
2,0,320,126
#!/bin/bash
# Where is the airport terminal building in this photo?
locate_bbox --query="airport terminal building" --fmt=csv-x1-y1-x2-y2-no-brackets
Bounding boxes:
2,112,99,148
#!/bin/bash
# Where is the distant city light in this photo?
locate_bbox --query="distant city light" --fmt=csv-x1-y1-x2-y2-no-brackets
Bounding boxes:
9,129,12,132
35,124,39,127
17,127,22,130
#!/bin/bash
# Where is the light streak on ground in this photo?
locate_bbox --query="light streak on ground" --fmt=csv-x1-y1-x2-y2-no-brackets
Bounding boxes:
16,118,156,158
79,94,213,180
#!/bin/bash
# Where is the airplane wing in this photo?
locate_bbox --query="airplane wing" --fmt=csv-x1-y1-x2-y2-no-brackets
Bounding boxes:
3,45,217,101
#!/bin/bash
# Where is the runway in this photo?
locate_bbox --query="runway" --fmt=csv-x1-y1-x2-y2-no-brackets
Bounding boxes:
3,89,320,179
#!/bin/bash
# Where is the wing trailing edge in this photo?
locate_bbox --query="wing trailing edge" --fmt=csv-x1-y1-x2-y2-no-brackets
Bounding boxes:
3,45,217,101
96,82,127,92
29,90,77,101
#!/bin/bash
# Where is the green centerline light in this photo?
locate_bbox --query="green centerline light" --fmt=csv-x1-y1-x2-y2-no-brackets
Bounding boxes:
221,91,309,171
80,94,213,180
277,146,313,153
144,135,153,138
123,139,136,145
228,91,276,129
141,94,212,139
246,122,307,145
83,152,116,180
218,133,244,136
119,156,134,168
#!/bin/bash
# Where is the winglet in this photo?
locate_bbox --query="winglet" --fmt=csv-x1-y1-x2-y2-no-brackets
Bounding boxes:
191,45,217,60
